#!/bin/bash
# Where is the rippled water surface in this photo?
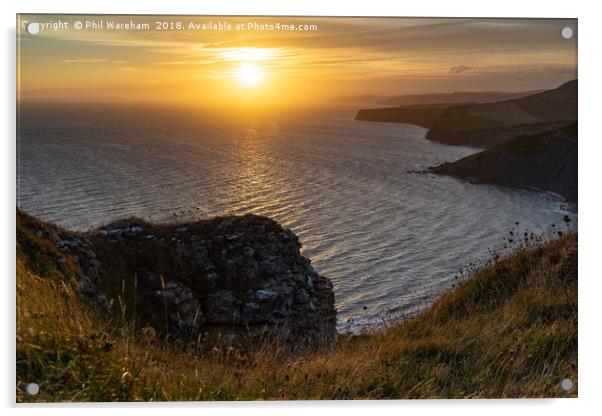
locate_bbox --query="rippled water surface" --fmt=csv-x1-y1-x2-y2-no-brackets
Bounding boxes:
17,105,575,331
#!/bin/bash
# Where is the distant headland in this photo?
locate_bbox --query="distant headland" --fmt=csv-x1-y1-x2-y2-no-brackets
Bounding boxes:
356,80,578,203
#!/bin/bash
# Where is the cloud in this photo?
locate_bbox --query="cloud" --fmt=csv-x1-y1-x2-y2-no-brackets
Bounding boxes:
60,58,107,63
20,15,576,98
515,66,576,76
449,65,472,74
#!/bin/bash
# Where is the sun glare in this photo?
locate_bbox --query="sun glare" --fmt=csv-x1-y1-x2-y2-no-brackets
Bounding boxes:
235,63,264,87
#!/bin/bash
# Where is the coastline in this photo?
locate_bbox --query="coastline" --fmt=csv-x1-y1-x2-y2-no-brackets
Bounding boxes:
356,81,578,204
428,122,577,203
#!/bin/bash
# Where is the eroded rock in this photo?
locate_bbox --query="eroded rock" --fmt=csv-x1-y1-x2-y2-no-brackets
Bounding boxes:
63,214,337,350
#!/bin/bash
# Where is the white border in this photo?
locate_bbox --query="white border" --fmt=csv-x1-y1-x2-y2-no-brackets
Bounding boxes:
3,0,601,415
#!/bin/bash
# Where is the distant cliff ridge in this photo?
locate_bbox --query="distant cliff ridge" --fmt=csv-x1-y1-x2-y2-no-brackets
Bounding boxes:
355,103,467,128
425,80,577,147
356,80,577,148
430,122,577,203
380,89,547,106
356,80,578,202
425,120,574,149
342,89,544,107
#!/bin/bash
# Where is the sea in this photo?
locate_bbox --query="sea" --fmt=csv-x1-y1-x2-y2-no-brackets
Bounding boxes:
17,104,577,332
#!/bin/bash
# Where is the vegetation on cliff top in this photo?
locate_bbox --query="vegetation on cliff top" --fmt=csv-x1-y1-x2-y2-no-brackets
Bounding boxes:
17,212,577,401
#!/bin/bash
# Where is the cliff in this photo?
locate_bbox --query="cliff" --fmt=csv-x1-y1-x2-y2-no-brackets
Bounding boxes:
425,80,577,147
16,209,337,351
355,81,578,202
430,122,577,202
355,80,577,149
355,102,469,128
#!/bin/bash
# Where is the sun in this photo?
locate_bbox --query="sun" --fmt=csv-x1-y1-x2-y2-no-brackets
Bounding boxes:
235,63,264,87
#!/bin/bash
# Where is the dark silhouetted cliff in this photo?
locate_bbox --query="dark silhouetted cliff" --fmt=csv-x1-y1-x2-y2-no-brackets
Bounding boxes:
431,123,577,202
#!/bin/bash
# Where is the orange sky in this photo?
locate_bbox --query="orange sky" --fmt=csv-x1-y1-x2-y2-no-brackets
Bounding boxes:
17,15,577,108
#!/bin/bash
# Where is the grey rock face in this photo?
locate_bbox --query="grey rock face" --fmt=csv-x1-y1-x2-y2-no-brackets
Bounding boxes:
55,235,105,290
65,214,337,350
153,281,204,335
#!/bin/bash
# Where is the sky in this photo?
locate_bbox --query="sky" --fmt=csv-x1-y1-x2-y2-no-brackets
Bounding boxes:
17,15,577,108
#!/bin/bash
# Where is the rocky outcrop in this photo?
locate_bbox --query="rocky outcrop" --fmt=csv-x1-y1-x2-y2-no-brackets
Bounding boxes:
19,211,337,351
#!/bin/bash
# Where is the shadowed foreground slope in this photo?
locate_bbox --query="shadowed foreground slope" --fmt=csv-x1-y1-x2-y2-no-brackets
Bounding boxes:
17,211,577,401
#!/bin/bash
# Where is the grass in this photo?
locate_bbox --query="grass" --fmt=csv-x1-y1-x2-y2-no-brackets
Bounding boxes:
16,213,577,401
501,123,577,158
453,122,578,160
433,113,508,133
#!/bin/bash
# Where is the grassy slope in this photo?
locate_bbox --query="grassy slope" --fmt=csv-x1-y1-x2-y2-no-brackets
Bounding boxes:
436,80,577,132
17,214,577,401
355,103,467,128
425,80,577,147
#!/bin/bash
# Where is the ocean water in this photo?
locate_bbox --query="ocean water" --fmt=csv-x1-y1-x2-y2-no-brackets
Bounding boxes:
17,105,576,332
